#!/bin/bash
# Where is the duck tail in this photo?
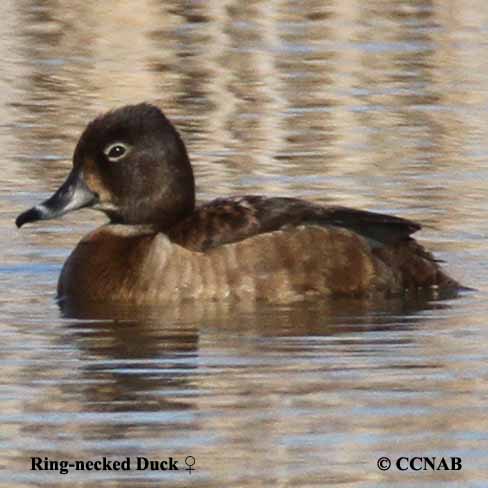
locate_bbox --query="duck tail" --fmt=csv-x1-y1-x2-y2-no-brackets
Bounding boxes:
374,239,461,292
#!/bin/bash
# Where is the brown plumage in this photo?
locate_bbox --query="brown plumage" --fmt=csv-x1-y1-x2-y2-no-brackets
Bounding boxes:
16,103,461,305
166,195,420,251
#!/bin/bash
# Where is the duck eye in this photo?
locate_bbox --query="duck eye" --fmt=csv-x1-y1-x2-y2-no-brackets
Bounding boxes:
104,142,130,162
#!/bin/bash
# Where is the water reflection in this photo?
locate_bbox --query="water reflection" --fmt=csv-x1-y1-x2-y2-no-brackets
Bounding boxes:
55,294,458,424
6,293,469,486
66,321,198,412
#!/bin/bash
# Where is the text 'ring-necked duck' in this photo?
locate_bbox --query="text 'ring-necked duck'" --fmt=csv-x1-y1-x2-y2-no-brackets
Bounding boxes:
16,103,462,305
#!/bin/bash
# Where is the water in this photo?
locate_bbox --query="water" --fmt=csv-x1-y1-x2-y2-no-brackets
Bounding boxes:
1,1,488,486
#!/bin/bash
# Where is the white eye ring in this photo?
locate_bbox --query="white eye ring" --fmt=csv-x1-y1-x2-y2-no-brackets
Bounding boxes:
103,142,131,162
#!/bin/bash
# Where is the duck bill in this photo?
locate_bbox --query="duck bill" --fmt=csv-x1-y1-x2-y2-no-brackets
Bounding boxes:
16,168,98,228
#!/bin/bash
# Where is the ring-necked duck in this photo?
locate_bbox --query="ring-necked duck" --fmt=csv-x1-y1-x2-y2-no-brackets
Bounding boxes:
16,103,460,304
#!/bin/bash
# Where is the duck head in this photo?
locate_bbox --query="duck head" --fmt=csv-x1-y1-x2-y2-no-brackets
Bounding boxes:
16,103,195,229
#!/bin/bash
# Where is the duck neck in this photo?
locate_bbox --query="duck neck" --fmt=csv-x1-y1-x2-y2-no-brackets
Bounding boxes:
154,190,195,231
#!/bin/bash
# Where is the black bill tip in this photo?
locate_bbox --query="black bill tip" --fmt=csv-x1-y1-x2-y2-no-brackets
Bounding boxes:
15,206,45,228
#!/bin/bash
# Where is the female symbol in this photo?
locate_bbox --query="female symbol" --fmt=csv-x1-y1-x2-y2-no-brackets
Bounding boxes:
185,456,196,473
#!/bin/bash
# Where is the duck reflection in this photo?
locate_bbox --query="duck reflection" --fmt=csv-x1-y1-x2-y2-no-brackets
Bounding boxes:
52,291,459,427
59,301,206,414
13,290,460,477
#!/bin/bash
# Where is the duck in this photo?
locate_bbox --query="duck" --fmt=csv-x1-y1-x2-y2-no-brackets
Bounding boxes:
16,103,460,305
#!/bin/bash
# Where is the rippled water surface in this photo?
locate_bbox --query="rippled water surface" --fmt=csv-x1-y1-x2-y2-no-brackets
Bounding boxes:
1,1,488,487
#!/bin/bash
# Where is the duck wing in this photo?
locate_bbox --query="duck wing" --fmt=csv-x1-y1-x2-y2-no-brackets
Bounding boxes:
166,196,421,252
